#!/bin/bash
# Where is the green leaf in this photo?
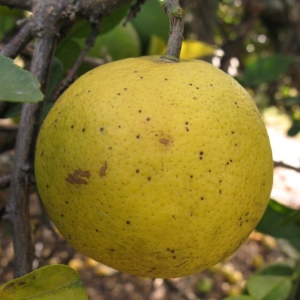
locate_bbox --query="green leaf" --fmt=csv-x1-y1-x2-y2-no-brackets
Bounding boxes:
255,262,294,277
101,4,130,34
222,296,254,300
45,57,64,100
0,264,88,300
243,54,294,86
277,238,300,260
256,200,300,240
0,6,23,39
247,275,292,300
55,39,81,70
0,55,44,102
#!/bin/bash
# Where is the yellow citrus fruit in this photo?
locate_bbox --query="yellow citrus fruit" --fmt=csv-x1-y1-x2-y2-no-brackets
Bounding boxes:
35,56,273,278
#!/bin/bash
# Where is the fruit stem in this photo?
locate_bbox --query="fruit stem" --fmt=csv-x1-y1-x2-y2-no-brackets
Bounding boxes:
159,0,184,63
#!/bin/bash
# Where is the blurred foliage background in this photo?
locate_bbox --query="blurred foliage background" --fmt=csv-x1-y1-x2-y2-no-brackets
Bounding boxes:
1,0,300,300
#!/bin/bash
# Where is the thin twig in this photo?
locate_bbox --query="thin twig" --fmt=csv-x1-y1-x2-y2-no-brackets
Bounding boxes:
163,279,200,300
124,0,146,26
55,21,102,98
274,161,300,173
0,0,33,10
0,21,33,59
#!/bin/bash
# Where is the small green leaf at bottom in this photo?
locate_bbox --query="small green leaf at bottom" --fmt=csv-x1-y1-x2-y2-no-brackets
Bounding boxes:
247,275,292,300
222,296,254,300
0,264,88,300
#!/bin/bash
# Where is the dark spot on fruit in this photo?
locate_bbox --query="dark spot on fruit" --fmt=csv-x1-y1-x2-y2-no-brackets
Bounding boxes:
71,125,74,129
186,127,189,132
136,135,140,139
65,169,90,185
124,88,127,90
95,229,98,232
138,110,142,113
134,70,137,73
136,169,139,173
82,128,85,132
200,157,203,160
219,180,222,183
117,93,121,95
170,249,175,253
200,151,204,155
200,197,204,200
185,122,189,125
100,161,108,177
209,170,211,172
46,184,49,188
140,76,143,79
146,117,151,121
18,281,26,286
61,214,64,217
108,147,112,150
230,159,233,162
4,282,15,290
126,221,130,225
189,83,193,86
172,215,177,220
40,151,44,157
159,138,169,146
88,90,91,93
232,131,235,134
190,175,193,178
147,176,151,181
173,256,176,259
65,201,69,204
196,87,199,89
100,127,104,131
210,84,213,86
165,78,168,81
219,190,222,194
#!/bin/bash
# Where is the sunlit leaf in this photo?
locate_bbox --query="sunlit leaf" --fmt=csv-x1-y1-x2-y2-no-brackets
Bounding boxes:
0,264,88,300
179,40,216,59
0,55,44,102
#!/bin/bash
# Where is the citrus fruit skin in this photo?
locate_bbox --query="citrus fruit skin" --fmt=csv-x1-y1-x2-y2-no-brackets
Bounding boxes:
35,56,273,278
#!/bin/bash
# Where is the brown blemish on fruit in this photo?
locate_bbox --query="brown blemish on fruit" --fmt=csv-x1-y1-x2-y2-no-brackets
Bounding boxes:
18,281,26,286
159,138,169,145
4,282,15,290
100,162,107,177
65,169,90,184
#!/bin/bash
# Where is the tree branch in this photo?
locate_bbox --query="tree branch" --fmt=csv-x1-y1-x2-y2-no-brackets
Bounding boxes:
274,161,300,173
160,0,184,62
0,21,33,59
0,0,33,10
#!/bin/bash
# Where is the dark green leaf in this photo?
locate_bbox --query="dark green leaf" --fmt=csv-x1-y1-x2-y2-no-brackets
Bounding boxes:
1,103,22,118
101,4,130,35
131,0,169,52
243,55,294,86
256,200,300,240
255,262,294,277
0,6,23,39
55,39,81,70
45,57,64,100
0,55,44,102
247,275,292,300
